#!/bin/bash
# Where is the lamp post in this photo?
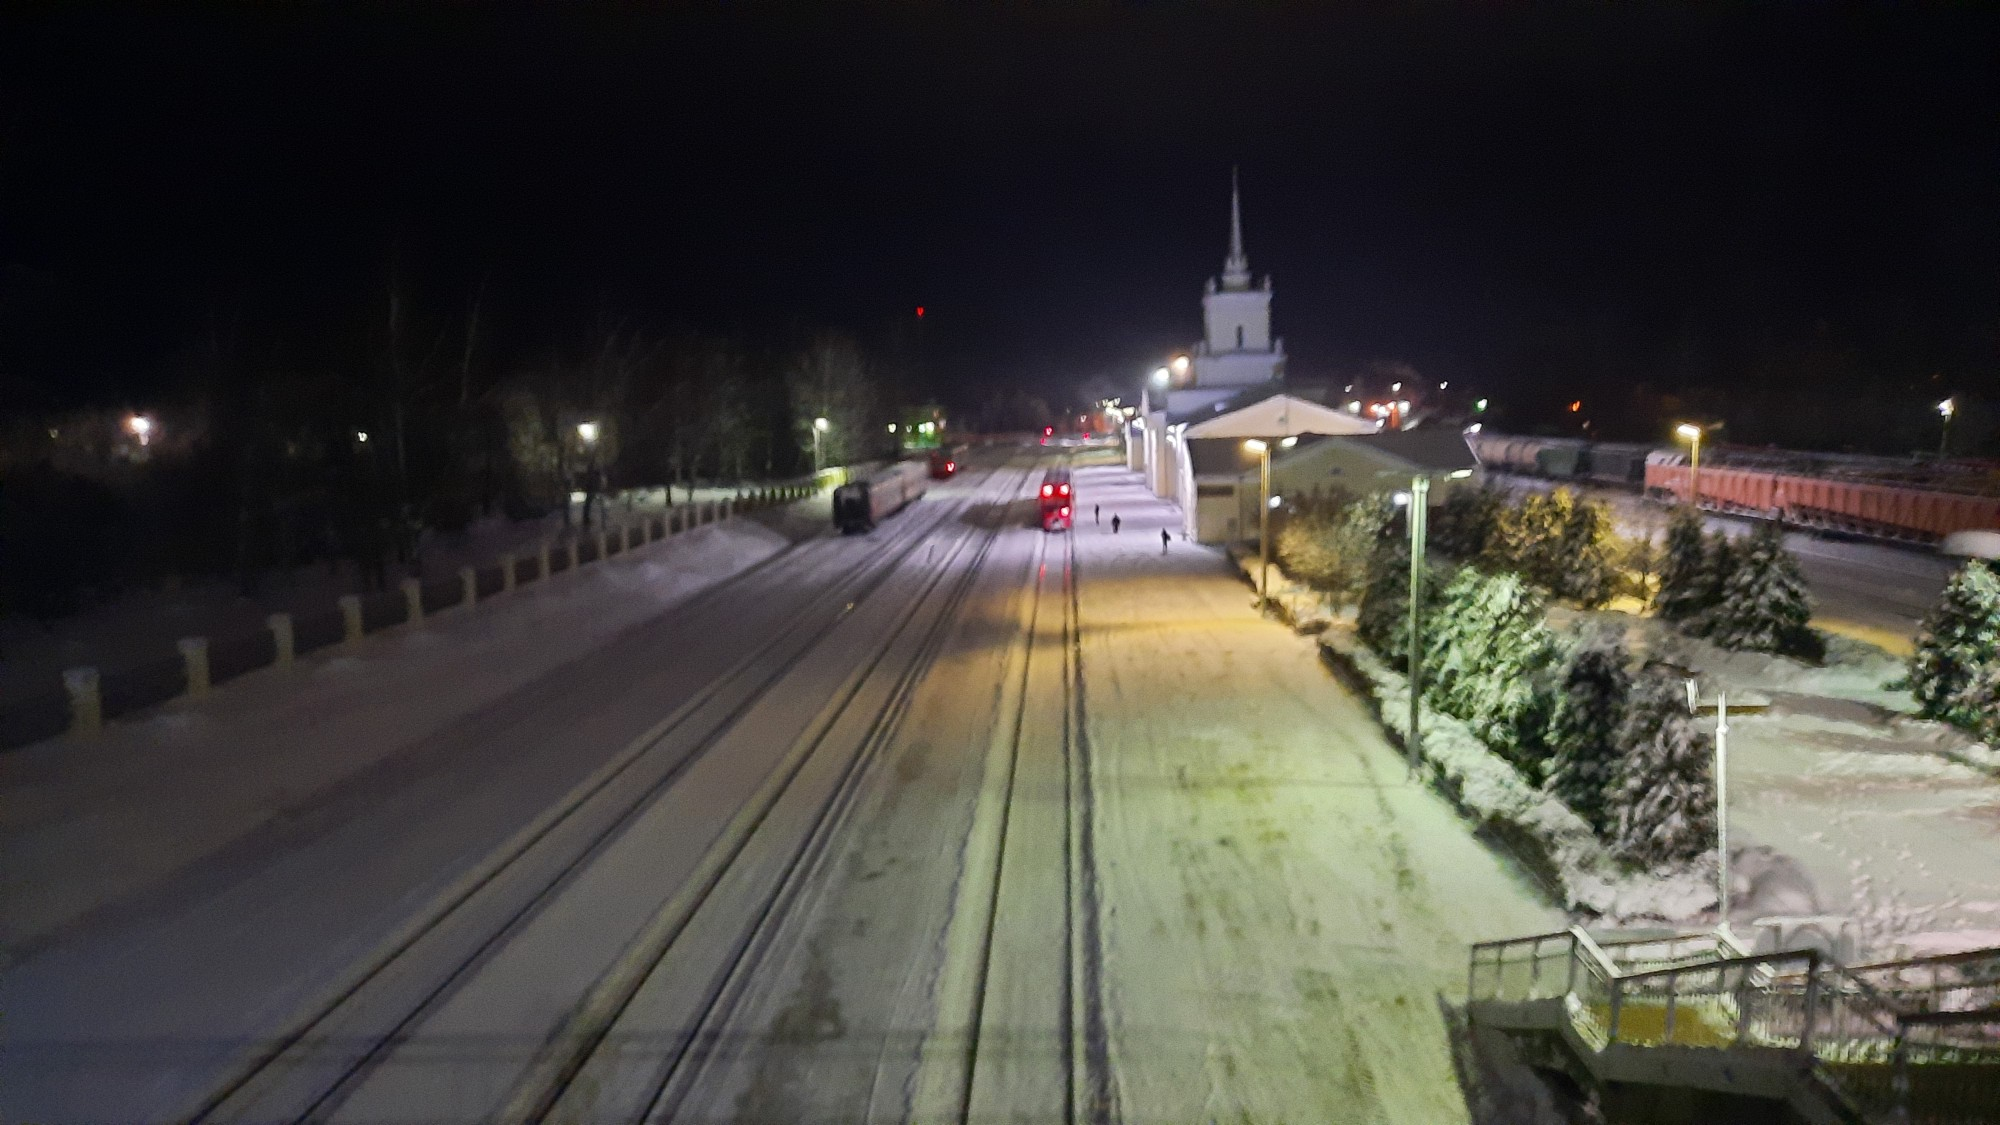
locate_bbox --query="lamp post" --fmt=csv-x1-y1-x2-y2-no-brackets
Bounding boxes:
1244,439,1272,606
1406,475,1429,777
1938,398,1956,460
1686,681,1733,930
812,416,830,476
1386,466,1473,777
1675,423,1704,509
576,421,602,528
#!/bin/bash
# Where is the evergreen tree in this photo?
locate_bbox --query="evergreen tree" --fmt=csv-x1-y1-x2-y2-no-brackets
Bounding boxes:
1358,525,1414,664
1482,488,1571,591
1908,561,2000,728
1553,496,1619,607
1611,673,1717,867
1423,568,1562,775
1653,507,1709,622
1432,485,1505,561
1958,661,2000,745
1543,631,1632,834
1682,531,1740,637
1704,521,1818,657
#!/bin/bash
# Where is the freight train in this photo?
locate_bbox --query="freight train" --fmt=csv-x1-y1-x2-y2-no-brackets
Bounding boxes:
832,460,930,533
1469,432,2000,547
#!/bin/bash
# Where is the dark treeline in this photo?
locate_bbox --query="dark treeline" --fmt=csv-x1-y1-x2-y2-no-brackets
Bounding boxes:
1,287,914,623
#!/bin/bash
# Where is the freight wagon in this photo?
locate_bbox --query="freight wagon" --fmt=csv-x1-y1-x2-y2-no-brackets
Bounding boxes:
832,460,930,533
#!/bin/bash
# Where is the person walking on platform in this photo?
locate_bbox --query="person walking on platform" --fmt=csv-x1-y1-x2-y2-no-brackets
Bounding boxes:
1161,527,1171,553
1111,514,1121,534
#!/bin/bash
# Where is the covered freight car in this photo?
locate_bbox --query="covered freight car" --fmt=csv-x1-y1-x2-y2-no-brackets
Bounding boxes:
833,460,930,533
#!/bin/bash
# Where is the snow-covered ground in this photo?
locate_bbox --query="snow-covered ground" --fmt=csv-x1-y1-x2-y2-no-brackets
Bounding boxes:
0,483,789,717
1558,606,2000,959
0,517,789,957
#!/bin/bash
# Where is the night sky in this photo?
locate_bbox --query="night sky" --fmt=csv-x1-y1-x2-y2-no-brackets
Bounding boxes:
4,3,1995,422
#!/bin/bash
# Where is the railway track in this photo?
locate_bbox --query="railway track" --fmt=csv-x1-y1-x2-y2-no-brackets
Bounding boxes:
940,485,1119,1125
507,459,1029,1124
180,459,1036,1124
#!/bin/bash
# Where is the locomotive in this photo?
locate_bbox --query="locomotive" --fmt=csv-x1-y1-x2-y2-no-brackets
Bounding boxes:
1038,468,1073,532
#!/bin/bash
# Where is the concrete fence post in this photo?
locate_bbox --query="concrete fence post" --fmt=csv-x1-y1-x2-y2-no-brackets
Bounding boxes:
178,636,211,699
64,667,102,737
537,540,552,580
566,539,579,572
722,498,733,521
460,566,478,608
401,577,424,624
268,613,295,668
500,554,516,593
624,523,637,551
595,529,609,560
339,594,364,643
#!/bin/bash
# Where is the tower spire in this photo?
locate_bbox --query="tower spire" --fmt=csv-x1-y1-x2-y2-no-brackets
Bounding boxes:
1221,166,1251,290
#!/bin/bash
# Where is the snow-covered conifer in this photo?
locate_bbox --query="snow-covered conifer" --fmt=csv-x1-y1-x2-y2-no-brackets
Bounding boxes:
1909,561,2000,728
1653,507,1709,622
1553,496,1618,608
1704,521,1817,657
1423,568,1560,775
1432,485,1504,561
1611,673,1717,867
1544,630,1632,834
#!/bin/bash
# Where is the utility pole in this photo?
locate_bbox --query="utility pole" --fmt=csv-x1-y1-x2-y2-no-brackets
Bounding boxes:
1407,474,1430,778
1687,681,1732,930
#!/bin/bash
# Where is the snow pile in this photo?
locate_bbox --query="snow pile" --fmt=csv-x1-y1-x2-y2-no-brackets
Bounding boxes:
1317,624,1713,923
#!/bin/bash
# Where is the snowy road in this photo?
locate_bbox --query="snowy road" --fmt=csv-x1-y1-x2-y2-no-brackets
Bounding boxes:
1,458,1557,1124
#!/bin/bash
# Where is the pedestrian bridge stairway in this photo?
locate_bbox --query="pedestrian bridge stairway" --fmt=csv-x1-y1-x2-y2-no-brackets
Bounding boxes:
1464,926,2000,1124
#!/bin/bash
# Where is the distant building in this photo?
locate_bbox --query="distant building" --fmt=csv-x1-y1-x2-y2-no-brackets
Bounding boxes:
1246,427,1484,535
1129,171,1377,539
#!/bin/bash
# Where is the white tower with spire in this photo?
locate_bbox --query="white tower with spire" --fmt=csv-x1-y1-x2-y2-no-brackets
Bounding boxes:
1192,168,1285,388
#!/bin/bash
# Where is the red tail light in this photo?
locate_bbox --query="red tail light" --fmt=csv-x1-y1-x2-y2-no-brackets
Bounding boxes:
1058,484,1070,496
1041,484,1053,497
1060,506,1070,518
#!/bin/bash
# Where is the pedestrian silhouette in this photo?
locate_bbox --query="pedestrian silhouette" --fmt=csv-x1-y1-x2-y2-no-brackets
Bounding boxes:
1161,528,1170,553
1094,503,1101,525
1111,514,1121,534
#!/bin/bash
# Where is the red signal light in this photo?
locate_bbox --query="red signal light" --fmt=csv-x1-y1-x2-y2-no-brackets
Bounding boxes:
945,461,955,471
915,306,925,318
1044,426,1053,436
1083,431,1091,439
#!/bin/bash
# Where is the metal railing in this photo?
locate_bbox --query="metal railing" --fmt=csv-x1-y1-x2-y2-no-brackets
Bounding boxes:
1467,926,2000,1123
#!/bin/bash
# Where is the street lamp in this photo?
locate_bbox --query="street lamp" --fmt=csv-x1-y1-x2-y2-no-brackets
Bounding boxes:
576,421,602,527
1244,439,1272,607
1686,682,1734,929
1171,354,1190,376
125,413,154,447
1152,366,1171,388
1938,398,1957,460
576,421,600,445
1380,466,1469,777
812,416,830,475
1675,423,1705,508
